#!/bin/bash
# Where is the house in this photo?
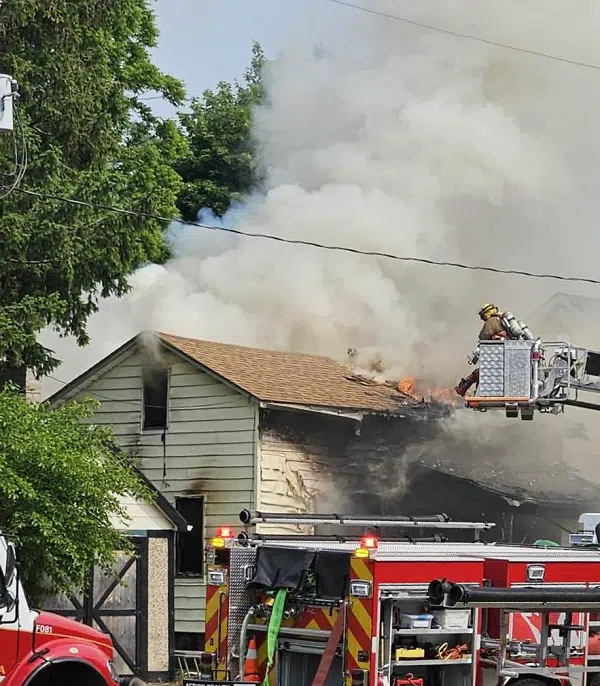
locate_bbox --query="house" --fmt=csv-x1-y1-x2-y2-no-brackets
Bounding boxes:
526,291,600,342
48,331,600,653
42,467,188,682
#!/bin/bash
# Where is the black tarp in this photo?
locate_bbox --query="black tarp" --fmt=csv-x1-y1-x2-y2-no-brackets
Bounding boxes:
246,547,351,599
247,547,316,590
314,550,350,599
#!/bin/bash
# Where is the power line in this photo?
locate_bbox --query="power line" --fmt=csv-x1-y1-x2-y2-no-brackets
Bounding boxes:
15,186,600,287
323,0,600,72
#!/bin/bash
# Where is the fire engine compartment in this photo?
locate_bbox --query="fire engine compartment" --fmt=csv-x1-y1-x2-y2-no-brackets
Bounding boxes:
197,513,600,686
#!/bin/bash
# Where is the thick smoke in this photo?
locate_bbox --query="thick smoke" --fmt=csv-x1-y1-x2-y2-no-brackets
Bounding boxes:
40,1,600,491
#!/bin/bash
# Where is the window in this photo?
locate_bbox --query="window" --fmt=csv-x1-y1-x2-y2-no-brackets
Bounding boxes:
142,367,169,430
176,496,205,577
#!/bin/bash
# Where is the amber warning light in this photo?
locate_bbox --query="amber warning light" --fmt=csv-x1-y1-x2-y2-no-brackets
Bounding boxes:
211,526,236,549
355,534,378,558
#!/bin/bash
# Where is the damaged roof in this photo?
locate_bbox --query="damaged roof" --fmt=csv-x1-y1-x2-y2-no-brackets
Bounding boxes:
416,458,600,506
158,332,418,413
49,330,427,414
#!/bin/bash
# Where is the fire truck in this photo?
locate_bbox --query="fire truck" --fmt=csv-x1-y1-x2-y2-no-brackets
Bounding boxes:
0,532,130,686
178,510,600,686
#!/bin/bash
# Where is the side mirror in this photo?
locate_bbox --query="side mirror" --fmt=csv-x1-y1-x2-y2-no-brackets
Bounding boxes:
4,543,17,588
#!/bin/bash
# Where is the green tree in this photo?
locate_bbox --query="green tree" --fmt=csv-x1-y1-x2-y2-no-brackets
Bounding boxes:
175,41,266,220
0,0,188,377
0,386,149,598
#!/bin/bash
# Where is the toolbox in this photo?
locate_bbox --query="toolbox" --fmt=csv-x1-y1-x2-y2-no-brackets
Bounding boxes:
399,613,434,629
431,609,471,630
394,676,424,686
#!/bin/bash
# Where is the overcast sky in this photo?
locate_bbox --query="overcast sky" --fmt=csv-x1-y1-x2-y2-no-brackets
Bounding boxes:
151,0,340,115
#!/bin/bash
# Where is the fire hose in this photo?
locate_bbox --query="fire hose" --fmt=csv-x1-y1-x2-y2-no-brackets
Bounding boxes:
261,589,287,686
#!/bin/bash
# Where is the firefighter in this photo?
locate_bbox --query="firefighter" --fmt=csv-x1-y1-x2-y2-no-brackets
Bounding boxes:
455,304,510,397
478,303,509,341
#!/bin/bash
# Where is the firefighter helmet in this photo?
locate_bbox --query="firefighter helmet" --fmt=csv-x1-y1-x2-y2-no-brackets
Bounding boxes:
478,303,498,320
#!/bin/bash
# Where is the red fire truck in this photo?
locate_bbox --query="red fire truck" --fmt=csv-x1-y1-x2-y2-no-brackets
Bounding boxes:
179,510,600,686
0,533,130,686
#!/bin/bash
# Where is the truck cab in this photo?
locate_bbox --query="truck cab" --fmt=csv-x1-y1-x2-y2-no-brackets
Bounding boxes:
0,533,123,686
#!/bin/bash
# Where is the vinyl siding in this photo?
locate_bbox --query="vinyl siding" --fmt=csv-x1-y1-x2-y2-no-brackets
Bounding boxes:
110,495,176,531
71,347,257,635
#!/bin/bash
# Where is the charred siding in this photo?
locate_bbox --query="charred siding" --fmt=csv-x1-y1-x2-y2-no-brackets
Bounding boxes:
258,408,582,544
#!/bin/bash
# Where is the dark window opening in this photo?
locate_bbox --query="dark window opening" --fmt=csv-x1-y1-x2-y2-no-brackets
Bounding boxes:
175,632,205,652
176,496,205,577
142,367,169,430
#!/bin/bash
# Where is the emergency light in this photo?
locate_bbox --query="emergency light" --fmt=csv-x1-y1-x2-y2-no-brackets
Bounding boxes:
211,526,236,549
355,534,378,558
217,526,235,539
207,568,228,586
361,534,378,549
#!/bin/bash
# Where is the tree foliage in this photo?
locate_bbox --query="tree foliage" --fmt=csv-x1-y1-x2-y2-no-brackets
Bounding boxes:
175,41,266,220
0,386,149,599
0,0,188,376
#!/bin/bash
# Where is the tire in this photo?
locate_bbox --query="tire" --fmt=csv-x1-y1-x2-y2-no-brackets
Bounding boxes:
509,678,552,686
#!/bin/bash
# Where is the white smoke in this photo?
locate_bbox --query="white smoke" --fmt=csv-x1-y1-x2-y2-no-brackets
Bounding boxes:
41,0,600,424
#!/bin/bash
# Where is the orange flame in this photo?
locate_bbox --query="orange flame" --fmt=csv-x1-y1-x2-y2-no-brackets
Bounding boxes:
398,376,459,405
398,376,416,396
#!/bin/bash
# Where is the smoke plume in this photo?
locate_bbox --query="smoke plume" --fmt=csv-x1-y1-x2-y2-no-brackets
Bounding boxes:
40,1,600,490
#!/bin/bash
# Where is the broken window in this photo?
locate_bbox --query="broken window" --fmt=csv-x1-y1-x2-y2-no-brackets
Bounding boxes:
176,496,205,577
142,367,169,431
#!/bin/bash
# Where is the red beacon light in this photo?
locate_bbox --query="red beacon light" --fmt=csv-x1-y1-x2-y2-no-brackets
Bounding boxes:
211,526,236,548
355,533,378,558
361,534,378,549
216,527,235,539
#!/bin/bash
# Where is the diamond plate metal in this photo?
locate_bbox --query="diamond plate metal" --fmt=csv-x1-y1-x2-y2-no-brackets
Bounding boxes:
478,342,505,396
504,340,533,397
228,547,258,668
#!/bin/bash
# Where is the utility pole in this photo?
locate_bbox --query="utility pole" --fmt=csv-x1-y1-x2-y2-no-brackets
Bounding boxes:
0,74,18,133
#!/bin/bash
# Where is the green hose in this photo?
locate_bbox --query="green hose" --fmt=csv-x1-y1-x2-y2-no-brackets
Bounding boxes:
262,589,287,686
534,539,560,547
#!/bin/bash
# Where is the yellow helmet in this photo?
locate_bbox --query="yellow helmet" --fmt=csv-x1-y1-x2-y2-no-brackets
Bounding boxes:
478,303,498,320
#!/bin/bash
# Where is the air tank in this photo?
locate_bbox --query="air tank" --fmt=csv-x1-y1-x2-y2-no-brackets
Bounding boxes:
518,320,535,341
501,311,524,339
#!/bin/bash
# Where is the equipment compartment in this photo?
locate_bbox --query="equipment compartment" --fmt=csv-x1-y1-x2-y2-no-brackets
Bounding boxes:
378,587,476,686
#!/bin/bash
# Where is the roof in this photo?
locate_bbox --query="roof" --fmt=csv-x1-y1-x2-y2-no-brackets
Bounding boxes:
132,465,189,532
158,332,422,413
49,330,429,414
413,460,600,507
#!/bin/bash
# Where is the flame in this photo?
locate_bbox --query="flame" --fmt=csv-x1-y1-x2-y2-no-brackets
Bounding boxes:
398,376,459,405
398,376,416,396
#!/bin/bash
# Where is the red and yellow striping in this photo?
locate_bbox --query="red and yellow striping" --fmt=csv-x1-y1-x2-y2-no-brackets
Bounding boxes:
205,566,229,676
346,556,374,679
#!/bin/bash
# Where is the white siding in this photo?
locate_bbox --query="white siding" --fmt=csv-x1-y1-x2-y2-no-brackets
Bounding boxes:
110,495,175,532
71,348,257,635
258,432,334,535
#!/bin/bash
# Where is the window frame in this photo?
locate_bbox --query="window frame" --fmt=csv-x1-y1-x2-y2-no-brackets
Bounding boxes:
174,495,206,579
140,365,170,433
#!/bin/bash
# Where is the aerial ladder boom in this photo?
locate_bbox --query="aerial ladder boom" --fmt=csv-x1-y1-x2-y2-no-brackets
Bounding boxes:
465,337,600,420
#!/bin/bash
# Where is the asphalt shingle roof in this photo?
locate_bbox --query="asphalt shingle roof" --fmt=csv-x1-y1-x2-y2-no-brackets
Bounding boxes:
159,332,416,412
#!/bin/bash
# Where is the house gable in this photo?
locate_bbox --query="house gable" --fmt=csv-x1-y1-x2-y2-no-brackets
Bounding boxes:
49,339,257,637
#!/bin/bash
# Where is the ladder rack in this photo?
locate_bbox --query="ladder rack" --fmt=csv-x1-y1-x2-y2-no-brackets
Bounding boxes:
239,510,495,531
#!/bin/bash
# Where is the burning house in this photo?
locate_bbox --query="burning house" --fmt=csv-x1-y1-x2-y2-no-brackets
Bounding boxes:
48,330,600,653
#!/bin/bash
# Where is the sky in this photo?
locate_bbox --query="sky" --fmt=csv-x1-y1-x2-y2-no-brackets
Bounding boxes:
151,0,339,112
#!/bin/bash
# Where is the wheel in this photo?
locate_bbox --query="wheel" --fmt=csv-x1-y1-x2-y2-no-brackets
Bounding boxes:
508,678,551,686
